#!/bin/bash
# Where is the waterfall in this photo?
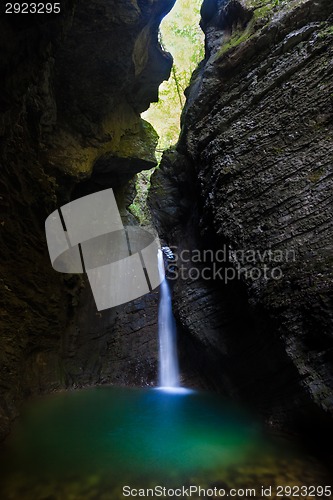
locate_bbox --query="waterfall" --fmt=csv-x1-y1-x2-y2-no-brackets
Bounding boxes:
157,249,180,388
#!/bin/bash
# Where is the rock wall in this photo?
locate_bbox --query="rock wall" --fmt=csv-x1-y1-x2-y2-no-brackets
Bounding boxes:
149,0,333,441
0,0,175,439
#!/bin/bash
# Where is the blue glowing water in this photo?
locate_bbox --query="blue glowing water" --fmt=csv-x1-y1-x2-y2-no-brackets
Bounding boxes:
0,386,329,499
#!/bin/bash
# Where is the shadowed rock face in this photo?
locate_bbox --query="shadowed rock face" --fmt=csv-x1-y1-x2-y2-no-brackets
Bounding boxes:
149,0,333,442
0,0,174,439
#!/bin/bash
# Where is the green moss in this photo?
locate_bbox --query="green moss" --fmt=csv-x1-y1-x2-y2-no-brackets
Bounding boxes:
115,119,159,163
218,20,256,57
216,0,306,59
308,168,324,184
318,25,333,39
128,169,154,225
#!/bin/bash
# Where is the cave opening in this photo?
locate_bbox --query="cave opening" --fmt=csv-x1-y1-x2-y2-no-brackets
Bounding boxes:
70,0,205,223
129,0,204,224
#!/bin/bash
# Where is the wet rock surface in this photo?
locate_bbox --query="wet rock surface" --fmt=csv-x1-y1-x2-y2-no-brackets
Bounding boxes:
149,0,333,445
61,280,159,389
0,0,173,439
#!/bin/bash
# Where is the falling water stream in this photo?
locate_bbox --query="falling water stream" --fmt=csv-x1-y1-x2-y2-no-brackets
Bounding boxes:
157,249,180,388
0,248,330,499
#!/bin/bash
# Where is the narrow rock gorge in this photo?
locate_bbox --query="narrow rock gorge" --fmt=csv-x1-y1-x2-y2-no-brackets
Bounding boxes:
0,0,332,472
150,0,333,454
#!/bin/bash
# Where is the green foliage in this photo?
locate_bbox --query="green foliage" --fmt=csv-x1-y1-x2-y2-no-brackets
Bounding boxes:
128,170,154,225
130,0,204,224
142,0,204,151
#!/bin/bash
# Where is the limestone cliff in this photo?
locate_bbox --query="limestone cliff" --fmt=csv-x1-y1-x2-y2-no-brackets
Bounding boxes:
149,0,333,440
0,0,175,439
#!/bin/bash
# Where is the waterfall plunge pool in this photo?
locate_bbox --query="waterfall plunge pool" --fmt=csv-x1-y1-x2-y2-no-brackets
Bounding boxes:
0,386,330,499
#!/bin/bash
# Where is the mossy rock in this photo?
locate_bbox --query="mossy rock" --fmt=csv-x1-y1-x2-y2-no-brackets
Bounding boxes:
216,0,308,59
